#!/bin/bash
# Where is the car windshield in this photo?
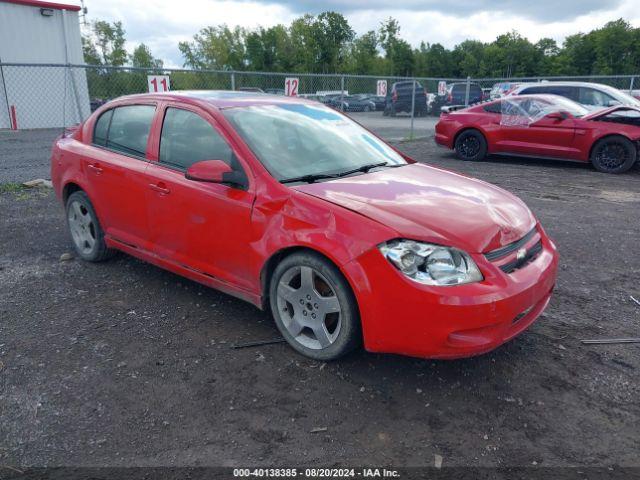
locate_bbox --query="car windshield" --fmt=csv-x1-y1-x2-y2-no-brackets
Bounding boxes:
223,103,407,181
600,85,640,107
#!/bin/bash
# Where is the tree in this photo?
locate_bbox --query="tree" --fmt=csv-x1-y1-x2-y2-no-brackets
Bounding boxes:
179,25,247,70
90,20,128,66
131,43,163,69
378,17,414,76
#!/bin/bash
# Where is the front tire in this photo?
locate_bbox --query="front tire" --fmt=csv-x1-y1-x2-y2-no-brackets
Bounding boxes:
454,129,488,161
65,191,113,262
590,136,637,174
269,252,361,361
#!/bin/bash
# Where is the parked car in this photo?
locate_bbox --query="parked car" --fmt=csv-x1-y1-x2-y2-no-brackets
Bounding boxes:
490,82,520,99
509,82,640,110
238,87,264,93
329,95,376,112
51,91,558,360
353,94,386,111
443,82,483,106
384,81,428,116
435,94,640,173
264,88,285,95
630,90,640,101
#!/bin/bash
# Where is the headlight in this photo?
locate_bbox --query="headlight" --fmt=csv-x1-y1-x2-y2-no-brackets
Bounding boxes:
379,239,483,286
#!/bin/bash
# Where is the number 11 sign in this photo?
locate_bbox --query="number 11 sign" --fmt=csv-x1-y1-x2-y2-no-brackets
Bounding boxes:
148,75,171,93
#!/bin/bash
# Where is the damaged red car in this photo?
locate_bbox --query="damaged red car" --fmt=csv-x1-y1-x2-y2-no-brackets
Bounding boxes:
51,91,558,360
436,94,640,173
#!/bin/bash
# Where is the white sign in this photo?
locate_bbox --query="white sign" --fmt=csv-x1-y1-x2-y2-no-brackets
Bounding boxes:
148,75,170,93
438,81,447,96
376,80,387,97
285,77,299,96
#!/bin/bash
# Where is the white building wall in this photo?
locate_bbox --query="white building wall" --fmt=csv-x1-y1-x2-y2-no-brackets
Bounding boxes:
0,1,90,129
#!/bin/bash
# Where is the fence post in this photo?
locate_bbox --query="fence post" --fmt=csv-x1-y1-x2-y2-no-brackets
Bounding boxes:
464,76,471,106
340,76,345,112
630,76,635,93
410,79,416,140
231,72,235,91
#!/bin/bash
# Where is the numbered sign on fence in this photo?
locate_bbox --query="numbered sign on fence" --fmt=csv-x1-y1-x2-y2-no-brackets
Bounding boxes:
438,81,447,96
285,77,299,96
376,80,387,96
148,75,170,93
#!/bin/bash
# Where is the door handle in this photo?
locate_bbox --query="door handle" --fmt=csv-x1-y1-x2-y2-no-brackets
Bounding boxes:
87,163,103,175
149,183,170,195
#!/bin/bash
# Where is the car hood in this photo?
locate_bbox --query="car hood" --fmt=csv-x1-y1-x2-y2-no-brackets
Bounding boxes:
293,164,536,254
582,104,640,120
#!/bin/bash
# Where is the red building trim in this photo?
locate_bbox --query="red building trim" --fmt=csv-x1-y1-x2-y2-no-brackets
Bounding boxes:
1,0,81,12
10,105,18,130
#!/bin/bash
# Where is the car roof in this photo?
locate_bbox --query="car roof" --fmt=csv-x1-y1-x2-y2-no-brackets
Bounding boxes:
112,90,317,109
515,81,616,90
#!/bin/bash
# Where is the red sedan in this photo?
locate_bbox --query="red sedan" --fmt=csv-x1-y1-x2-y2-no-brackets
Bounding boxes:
435,94,640,174
51,91,558,360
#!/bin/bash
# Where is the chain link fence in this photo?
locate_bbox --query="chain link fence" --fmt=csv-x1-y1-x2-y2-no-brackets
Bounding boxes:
0,62,638,139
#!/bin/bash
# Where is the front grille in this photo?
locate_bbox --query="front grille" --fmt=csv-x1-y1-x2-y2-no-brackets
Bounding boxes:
499,240,543,274
484,227,537,261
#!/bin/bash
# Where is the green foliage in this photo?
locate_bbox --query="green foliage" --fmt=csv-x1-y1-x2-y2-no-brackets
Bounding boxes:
131,44,163,69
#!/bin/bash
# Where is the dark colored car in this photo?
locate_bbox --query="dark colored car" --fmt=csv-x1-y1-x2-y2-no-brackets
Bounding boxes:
265,88,285,95
384,81,428,116
238,87,264,93
354,94,386,111
444,83,483,106
329,95,376,112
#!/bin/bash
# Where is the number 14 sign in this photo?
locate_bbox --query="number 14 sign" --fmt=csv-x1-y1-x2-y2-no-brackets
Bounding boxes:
148,75,170,93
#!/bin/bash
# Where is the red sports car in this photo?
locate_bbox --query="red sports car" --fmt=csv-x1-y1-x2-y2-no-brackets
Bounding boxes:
51,91,558,360
435,94,640,174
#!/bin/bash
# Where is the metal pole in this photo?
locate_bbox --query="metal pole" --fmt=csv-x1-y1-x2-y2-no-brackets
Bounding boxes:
464,76,470,106
61,10,83,123
231,72,235,91
410,79,416,140
630,76,635,93
0,58,11,129
340,76,345,112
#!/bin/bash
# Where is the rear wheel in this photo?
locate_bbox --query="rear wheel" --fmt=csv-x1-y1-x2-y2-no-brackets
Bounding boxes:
454,129,487,161
65,191,113,262
590,136,637,174
269,252,361,361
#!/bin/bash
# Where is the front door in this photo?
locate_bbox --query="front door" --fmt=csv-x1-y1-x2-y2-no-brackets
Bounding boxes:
144,105,256,291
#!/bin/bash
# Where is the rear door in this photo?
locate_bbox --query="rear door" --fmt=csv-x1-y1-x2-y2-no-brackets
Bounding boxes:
144,103,256,291
85,104,156,249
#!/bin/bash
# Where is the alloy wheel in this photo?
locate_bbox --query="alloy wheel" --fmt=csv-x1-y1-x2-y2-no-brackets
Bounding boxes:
67,200,97,255
595,142,629,170
459,136,480,158
276,265,342,350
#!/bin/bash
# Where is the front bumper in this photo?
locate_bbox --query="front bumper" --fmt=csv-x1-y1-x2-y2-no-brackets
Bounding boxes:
343,227,559,359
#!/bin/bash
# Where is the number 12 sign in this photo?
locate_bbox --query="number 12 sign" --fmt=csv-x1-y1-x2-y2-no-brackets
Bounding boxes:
285,77,299,96
148,75,170,93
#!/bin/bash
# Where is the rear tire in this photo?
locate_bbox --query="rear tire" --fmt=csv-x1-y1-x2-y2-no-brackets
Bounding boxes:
65,191,114,262
454,129,488,161
590,136,637,174
269,252,361,361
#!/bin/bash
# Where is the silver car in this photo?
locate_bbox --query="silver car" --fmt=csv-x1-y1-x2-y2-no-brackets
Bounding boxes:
509,81,640,111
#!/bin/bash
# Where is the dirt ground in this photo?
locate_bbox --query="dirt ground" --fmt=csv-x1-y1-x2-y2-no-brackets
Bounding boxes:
1,141,639,470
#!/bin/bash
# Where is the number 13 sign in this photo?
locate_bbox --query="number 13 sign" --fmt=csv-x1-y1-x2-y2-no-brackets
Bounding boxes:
285,77,299,96
148,75,170,93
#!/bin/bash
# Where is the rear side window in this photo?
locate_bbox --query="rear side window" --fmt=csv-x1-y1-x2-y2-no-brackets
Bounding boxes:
96,105,156,157
93,109,112,146
484,102,502,114
577,88,615,107
521,85,577,100
159,108,233,171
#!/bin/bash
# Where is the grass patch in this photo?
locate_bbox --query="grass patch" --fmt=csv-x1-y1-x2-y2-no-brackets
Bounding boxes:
0,183,25,194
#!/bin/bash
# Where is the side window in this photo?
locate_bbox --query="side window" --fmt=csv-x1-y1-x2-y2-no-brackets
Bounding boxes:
105,105,155,157
93,109,112,147
159,108,233,171
578,88,614,107
484,102,502,114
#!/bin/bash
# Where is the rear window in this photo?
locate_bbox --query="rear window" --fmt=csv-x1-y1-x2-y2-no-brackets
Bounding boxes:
520,85,577,100
93,105,156,157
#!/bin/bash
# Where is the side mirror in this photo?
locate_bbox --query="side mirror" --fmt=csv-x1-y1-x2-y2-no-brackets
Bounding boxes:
546,111,569,121
607,100,621,107
186,159,232,183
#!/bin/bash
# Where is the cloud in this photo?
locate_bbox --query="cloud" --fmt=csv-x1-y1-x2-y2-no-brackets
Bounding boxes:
248,0,623,22
84,0,640,67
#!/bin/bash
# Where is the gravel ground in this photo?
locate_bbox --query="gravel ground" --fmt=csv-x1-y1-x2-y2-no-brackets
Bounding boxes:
0,113,435,183
0,140,639,470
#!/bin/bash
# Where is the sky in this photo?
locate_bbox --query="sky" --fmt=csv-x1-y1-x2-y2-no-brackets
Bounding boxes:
76,0,640,68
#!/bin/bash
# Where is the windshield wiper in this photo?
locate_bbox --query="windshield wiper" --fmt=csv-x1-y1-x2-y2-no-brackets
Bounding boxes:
335,162,390,177
280,173,341,184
